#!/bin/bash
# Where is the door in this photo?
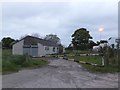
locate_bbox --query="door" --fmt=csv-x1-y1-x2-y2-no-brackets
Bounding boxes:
31,47,38,57
23,47,30,55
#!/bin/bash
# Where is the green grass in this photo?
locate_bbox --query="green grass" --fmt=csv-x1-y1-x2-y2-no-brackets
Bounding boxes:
65,52,119,73
67,54,102,65
78,56,102,65
2,49,48,74
65,50,99,54
78,55,119,73
82,64,119,73
0,48,2,73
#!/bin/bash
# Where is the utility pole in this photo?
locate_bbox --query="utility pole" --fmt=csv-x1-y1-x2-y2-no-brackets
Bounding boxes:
98,27,104,66
116,39,120,64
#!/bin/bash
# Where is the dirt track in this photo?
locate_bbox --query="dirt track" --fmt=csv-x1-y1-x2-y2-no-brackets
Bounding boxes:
2,59,118,88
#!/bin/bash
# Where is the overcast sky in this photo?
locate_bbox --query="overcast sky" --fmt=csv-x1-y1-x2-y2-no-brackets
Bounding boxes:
1,1,118,46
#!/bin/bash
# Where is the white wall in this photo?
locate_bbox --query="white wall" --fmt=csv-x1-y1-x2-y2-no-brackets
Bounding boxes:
38,43,58,56
63,48,65,53
13,41,59,57
44,46,58,55
12,40,24,55
38,43,46,57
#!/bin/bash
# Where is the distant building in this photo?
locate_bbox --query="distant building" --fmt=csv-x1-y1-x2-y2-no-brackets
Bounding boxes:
12,36,65,57
99,40,108,48
93,37,120,52
108,37,120,49
92,40,108,52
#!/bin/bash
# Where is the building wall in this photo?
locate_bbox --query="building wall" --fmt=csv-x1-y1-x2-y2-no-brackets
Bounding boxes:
44,46,58,55
38,43,58,56
38,43,46,57
13,41,59,57
12,40,24,55
63,48,65,53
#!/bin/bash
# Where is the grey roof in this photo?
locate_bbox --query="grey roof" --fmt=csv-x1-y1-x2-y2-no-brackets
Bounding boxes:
23,36,58,47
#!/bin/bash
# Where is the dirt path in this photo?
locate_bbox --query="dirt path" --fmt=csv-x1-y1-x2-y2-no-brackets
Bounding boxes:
2,59,118,88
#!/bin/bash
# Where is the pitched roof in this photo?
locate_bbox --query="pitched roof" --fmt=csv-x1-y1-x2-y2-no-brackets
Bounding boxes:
22,36,58,47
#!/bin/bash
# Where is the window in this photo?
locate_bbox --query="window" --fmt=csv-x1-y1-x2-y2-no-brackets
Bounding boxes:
45,46,49,50
53,47,55,52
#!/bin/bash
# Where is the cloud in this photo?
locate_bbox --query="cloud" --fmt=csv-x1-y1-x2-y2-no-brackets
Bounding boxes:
2,1,118,46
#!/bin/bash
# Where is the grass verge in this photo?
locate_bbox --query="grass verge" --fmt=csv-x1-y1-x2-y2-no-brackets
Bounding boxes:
77,56,102,65
81,64,119,73
2,49,48,74
66,53,119,73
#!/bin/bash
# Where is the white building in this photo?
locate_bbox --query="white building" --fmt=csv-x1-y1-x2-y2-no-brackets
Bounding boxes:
108,37,120,49
12,36,64,57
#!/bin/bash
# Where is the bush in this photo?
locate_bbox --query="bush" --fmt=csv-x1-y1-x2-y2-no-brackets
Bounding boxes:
10,55,26,65
2,60,20,72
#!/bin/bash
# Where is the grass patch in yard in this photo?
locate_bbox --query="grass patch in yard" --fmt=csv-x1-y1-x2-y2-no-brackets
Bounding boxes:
2,49,48,74
82,64,119,73
77,56,119,73
78,56,102,65
66,53,119,73
67,55,102,65
27,58,48,68
0,48,2,73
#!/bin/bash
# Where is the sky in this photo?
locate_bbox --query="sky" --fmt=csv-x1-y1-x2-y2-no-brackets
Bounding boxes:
1,0,119,46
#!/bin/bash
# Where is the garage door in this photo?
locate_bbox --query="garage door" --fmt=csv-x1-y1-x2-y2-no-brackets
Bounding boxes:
23,47,38,57
23,47,30,55
31,47,38,57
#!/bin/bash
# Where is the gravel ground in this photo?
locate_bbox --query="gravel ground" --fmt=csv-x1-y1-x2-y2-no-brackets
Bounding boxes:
2,59,118,88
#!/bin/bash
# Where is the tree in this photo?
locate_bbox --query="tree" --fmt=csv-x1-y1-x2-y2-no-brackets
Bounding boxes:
20,34,28,39
20,33,42,39
44,34,61,44
111,44,115,49
31,33,40,38
67,43,73,50
88,40,97,49
96,41,100,45
2,37,15,48
72,28,92,50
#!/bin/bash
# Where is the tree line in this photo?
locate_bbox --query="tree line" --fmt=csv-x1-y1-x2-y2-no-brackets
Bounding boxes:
1,33,61,49
1,28,98,50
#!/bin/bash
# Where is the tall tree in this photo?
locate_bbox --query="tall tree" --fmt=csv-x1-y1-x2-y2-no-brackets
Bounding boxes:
44,34,61,44
2,37,15,48
72,28,92,50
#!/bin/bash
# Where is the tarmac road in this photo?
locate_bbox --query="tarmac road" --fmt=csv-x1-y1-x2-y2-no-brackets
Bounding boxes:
2,59,118,88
